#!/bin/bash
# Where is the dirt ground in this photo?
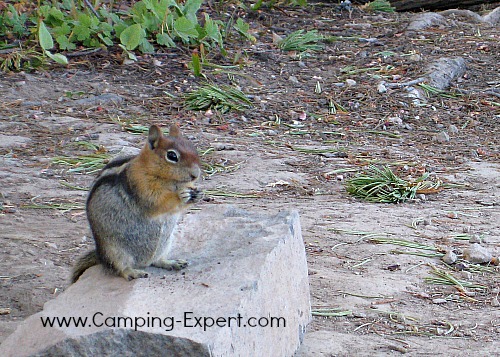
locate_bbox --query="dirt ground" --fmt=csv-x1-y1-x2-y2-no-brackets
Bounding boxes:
1,3,499,356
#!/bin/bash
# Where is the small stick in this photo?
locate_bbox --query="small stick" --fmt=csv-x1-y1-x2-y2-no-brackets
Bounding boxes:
83,0,100,18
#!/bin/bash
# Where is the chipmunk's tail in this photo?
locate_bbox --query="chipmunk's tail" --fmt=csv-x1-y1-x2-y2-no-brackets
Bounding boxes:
71,250,98,283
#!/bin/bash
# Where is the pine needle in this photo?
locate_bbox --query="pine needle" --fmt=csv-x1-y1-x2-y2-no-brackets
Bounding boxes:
184,84,252,113
345,165,442,203
278,30,324,52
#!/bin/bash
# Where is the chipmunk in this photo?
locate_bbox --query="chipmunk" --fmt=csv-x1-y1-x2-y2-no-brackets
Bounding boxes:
71,124,202,283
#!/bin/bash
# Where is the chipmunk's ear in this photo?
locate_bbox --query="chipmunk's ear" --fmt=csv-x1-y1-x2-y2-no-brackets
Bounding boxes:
148,125,163,149
168,124,180,137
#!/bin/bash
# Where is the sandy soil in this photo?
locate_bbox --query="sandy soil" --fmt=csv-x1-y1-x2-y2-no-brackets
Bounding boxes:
0,3,499,355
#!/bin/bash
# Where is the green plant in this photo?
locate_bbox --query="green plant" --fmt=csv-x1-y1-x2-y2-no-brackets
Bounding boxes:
0,49,45,71
345,165,443,203
38,21,68,64
184,83,252,113
0,4,31,41
250,0,307,11
1,0,256,70
278,29,323,52
362,0,395,13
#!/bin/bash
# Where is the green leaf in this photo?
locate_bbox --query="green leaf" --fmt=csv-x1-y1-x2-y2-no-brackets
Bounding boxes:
174,16,199,43
156,33,176,47
182,0,202,23
45,50,68,65
120,23,145,50
38,22,54,51
98,33,114,46
139,38,155,53
74,23,91,41
56,35,76,51
53,23,71,37
234,18,256,43
204,16,222,47
191,51,202,77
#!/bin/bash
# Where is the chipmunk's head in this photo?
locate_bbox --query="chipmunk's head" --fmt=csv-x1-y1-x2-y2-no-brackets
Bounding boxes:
145,124,201,184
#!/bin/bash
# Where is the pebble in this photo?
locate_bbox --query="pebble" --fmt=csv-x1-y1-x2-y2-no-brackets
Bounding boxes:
491,297,500,307
288,76,299,84
212,143,235,151
432,298,447,304
434,131,450,143
469,234,482,244
463,243,492,264
448,124,459,135
44,242,58,250
346,79,357,86
442,250,457,264
377,83,387,93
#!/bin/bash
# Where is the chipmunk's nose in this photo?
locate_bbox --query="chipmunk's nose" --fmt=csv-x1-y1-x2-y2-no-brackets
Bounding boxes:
190,165,201,181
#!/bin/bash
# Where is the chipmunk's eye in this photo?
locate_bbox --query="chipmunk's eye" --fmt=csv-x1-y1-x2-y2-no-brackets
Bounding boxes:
166,150,179,163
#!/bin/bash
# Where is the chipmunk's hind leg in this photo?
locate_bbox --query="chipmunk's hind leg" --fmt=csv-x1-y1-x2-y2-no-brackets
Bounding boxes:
99,245,149,281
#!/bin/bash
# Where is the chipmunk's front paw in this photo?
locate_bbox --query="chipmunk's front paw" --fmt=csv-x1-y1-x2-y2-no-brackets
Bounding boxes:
179,187,203,204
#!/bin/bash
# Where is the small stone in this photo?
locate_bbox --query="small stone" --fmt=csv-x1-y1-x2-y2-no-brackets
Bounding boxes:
434,131,450,143
432,298,447,304
353,312,367,318
387,117,403,126
212,143,235,151
463,243,492,264
490,297,500,307
346,79,356,86
288,76,299,84
377,83,387,93
442,250,457,264
44,242,58,250
448,124,459,135
267,130,277,136
469,234,482,244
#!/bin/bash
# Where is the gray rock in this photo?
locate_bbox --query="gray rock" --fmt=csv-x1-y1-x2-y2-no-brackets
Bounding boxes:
71,93,124,106
0,135,31,149
434,131,450,143
463,243,492,264
425,57,466,90
346,79,356,86
442,250,457,264
0,206,311,357
448,124,459,135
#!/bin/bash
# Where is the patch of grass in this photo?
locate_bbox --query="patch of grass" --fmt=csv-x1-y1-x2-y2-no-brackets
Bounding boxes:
345,165,443,203
290,146,347,155
184,84,252,113
362,0,395,13
204,189,261,198
425,266,487,291
22,202,84,212
369,237,437,251
312,308,352,317
52,153,110,174
278,30,323,52
203,161,243,177
418,83,461,98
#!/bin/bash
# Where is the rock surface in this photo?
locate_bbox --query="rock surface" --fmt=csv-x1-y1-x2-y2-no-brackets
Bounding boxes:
0,206,310,357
